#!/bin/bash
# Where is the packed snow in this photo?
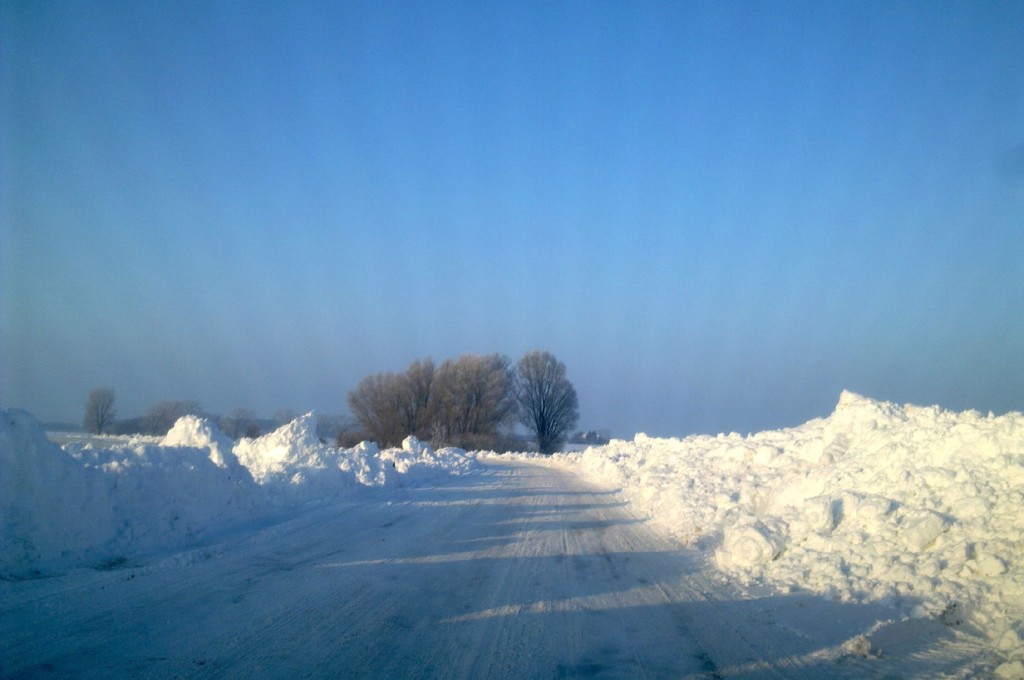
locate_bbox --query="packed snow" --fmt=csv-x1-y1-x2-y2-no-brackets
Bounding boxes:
1,409,474,576
542,390,1024,676
3,391,1023,676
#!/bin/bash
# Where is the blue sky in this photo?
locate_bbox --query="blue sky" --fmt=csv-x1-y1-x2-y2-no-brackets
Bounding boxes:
2,1,1022,437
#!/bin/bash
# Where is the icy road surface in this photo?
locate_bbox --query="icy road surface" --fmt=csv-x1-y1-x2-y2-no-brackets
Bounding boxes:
2,459,980,679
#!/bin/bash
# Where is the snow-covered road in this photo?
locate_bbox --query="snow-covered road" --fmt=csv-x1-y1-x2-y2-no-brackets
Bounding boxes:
1,459,982,678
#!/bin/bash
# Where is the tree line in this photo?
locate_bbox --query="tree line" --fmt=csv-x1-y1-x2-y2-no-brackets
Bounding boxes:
347,350,578,454
81,350,579,454
83,389,201,436
82,389,349,440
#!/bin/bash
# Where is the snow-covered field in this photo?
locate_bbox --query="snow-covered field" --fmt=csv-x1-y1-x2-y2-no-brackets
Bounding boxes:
2,391,1022,677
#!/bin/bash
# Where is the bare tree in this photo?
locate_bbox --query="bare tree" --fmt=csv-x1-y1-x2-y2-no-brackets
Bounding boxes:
347,372,409,447
514,351,579,455
143,400,201,435
316,413,354,441
347,355,515,449
402,357,436,437
83,387,117,434
347,358,439,447
220,407,256,439
336,427,370,449
432,354,515,449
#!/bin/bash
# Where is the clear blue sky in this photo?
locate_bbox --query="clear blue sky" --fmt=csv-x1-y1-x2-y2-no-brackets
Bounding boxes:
2,1,1022,437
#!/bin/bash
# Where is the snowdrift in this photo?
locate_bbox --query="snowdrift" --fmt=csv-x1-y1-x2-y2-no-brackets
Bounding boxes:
4,392,1022,672
548,391,1024,669
1,409,473,577
0,410,114,569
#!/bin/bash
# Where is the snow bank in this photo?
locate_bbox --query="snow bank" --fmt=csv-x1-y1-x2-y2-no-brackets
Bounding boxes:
381,436,476,481
233,416,475,496
549,391,1024,667
1,410,476,577
1,410,114,572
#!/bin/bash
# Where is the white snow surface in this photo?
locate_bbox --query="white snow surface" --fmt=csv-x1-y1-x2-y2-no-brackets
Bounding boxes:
3,392,1024,676
1,409,473,576
540,390,1024,672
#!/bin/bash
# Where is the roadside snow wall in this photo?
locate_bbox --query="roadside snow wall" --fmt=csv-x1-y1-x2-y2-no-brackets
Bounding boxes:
1,409,474,577
0,409,115,572
550,391,1024,664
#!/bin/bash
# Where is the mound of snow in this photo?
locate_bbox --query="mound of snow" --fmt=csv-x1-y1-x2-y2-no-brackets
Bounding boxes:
550,391,1024,666
162,415,242,470
70,441,264,554
233,413,390,495
717,519,786,568
1,410,115,574
233,418,477,496
379,436,475,481
232,412,342,487
2,408,480,575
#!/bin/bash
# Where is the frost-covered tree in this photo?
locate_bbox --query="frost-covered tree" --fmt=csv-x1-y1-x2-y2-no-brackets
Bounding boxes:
349,354,515,450
347,372,410,448
348,359,439,447
514,351,579,455
402,358,436,436
83,387,117,434
432,354,515,449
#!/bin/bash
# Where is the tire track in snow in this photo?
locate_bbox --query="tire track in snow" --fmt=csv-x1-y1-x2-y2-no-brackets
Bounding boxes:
3,460,749,678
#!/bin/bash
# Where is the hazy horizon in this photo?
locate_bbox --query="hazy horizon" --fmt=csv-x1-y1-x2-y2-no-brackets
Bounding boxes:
3,2,1022,439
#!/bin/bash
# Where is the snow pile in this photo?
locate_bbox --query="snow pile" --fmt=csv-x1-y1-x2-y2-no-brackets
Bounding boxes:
233,415,475,495
552,391,1024,664
232,412,362,497
0,409,115,571
1,410,476,576
67,436,264,558
162,416,242,470
380,436,476,481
